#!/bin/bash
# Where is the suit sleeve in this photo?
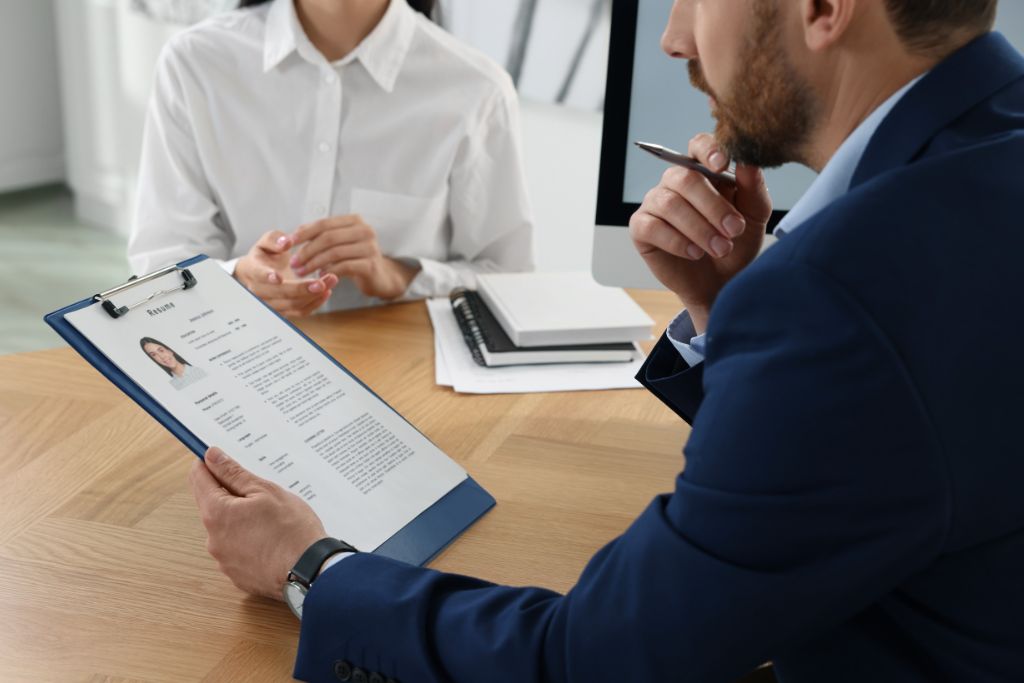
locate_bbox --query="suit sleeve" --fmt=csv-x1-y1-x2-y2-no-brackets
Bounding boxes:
637,332,705,425
294,262,950,683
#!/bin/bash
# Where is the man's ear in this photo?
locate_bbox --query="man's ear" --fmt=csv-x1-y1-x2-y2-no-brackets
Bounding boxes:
800,0,857,52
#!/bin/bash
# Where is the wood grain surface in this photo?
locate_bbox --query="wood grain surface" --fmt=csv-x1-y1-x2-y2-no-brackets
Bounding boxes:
0,291,688,682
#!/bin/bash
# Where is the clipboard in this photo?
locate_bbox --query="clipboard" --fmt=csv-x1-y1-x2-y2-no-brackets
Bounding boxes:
44,254,495,566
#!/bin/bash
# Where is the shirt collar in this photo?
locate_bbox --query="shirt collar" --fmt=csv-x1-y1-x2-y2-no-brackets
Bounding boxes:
263,0,415,93
774,74,924,236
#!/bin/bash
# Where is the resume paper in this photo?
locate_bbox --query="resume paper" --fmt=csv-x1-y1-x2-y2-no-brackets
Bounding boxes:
67,259,466,551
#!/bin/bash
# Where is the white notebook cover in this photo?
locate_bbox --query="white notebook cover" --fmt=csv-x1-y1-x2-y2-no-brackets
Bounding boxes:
476,272,655,347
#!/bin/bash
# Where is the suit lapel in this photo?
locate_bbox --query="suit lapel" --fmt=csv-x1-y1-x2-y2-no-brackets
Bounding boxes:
851,32,1024,189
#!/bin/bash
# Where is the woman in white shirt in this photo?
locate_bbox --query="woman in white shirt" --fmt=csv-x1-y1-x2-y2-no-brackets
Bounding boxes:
129,0,534,317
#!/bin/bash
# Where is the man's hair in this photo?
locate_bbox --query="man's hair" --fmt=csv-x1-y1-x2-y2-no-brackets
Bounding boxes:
883,0,998,55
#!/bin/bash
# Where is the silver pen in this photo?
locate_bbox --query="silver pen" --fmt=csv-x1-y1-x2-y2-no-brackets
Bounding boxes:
635,141,737,186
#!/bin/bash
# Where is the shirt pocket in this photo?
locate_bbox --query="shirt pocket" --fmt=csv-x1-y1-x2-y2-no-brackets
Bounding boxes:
350,187,449,258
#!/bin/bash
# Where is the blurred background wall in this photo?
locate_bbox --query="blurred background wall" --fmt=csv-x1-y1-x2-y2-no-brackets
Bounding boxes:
2,0,1022,354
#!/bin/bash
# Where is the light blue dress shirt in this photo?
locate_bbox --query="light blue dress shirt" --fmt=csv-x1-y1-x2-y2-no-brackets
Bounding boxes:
668,76,924,366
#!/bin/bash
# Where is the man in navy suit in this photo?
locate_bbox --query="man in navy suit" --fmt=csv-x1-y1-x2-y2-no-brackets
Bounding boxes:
189,0,1024,680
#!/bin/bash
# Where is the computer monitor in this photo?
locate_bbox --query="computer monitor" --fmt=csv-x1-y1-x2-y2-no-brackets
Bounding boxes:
592,0,1024,289
592,0,817,287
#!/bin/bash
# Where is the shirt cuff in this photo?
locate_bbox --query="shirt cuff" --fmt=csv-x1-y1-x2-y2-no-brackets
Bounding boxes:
316,551,354,579
217,257,241,276
399,257,460,301
666,309,707,367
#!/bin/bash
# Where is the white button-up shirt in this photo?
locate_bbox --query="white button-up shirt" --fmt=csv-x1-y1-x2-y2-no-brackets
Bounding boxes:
129,0,534,311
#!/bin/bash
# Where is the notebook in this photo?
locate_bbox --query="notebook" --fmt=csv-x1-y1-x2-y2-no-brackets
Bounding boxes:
476,272,655,347
450,289,638,367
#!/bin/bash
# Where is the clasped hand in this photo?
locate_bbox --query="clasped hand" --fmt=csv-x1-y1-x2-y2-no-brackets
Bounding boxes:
235,215,420,318
290,215,419,302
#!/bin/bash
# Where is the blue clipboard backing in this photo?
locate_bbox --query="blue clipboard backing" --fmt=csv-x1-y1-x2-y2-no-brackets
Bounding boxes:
44,255,494,567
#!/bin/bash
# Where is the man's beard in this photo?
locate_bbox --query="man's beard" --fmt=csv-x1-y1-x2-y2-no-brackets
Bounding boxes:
688,1,817,168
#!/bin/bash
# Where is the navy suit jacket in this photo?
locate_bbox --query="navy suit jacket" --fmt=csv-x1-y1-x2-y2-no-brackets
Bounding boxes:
294,34,1024,683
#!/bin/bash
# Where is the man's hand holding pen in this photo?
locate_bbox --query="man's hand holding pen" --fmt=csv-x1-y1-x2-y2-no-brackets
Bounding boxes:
629,133,772,334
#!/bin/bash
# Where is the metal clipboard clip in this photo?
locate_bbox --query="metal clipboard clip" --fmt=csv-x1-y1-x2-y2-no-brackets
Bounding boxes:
94,265,198,319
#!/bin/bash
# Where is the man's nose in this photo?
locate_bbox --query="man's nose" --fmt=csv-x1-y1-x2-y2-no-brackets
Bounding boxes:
661,0,697,59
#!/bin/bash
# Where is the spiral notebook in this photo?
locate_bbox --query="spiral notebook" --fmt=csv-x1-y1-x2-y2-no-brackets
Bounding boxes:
449,289,638,367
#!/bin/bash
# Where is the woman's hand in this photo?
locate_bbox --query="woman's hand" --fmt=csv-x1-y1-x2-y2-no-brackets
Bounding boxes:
290,215,420,300
234,231,338,318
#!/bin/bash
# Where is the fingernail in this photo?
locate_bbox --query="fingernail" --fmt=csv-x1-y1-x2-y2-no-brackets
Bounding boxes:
276,236,289,247
294,266,307,276
206,448,223,465
686,244,704,260
709,151,727,171
267,271,279,283
290,255,300,266
309,281,324,293
710,235,732,258
723,215,745,237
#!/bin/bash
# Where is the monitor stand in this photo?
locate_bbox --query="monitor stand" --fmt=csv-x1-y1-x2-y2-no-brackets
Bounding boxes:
592,224,664,289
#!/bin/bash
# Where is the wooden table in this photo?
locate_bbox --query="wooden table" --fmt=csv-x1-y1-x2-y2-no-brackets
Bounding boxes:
0,291,688,682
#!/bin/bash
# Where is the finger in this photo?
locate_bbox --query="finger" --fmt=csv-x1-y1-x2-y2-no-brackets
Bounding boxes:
629,210,704,261
733,164,774,226
661,166,747,239
242,273,290,301
269,291,332,318
264,283,333,316
292,222,372,271
331,258,375,280
203,447,265,497
265,275,334,299
298,241,377,276
286,290,333,318
291,215,362,247
643,183,733,258
255,230,293,255
188,458,230,519
688,132,730,173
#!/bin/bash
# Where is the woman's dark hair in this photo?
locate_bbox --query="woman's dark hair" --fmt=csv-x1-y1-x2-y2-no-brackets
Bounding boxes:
139,337,190,377
238,0,436,19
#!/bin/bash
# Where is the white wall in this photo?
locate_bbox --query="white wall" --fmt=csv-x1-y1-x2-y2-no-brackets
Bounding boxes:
54,0,127,231
0,0,64,193
53,0,178,234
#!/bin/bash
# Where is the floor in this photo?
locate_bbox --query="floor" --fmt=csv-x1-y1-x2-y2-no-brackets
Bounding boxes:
0,185,128,355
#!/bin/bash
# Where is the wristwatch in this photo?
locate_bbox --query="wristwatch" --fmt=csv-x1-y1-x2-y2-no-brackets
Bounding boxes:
283,537,358,619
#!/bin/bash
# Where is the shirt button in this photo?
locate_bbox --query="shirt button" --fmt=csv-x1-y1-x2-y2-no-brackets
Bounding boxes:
324,72,337,85
318,142,330,153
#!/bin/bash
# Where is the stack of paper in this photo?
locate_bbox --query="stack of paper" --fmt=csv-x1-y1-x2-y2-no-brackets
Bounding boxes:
426,299,645,394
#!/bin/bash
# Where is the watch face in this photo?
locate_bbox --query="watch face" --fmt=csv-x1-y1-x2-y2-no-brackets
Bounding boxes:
283,581,307,619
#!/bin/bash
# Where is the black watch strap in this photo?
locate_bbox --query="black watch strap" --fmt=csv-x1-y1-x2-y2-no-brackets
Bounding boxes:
290,538,358,587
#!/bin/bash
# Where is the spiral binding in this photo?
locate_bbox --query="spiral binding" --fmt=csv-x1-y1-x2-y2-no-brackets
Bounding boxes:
449,288,487,367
